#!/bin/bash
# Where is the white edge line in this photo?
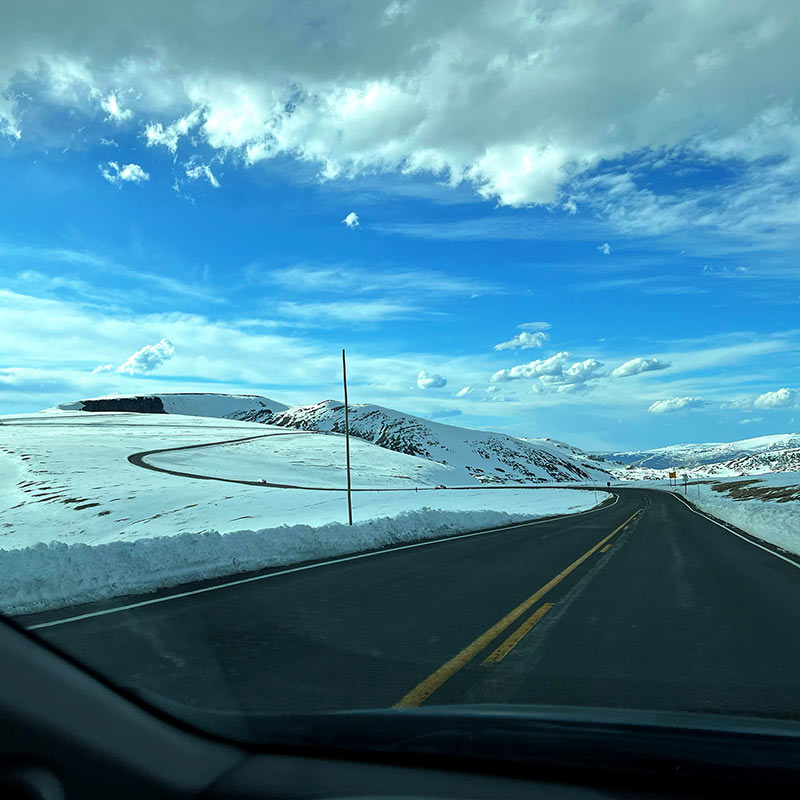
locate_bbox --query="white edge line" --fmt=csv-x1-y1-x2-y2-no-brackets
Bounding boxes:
27,493,620,630
669,491,800,570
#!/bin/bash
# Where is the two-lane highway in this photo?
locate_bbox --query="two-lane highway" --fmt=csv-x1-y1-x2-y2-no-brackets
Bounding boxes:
20,488,800,719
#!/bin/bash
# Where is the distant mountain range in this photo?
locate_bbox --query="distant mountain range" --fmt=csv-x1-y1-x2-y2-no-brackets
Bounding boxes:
52,393,610,485
597,433,800,478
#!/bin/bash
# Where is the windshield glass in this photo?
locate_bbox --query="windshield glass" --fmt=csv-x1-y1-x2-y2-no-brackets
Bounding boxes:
3,0,800,738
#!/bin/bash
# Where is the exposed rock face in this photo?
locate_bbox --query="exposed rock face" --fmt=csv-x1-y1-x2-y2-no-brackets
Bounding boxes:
79,396,166,413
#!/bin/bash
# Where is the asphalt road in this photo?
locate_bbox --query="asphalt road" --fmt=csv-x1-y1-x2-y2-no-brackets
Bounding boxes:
23,487,800,719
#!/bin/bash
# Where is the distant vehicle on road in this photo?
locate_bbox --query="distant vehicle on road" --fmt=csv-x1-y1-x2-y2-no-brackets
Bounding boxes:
434,484,446,489
256,478,267,485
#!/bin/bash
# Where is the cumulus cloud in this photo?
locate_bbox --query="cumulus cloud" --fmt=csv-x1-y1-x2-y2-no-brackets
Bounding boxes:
342,212,359,228
648,397,706,414
116,338,175,375
611,356,671,378
1,1,799,220
492,351,571,382
494,330,548,351
753,387,800,409
492,352,604,389
417,369,446,389
100,161,149,186
455,385,472,397
597,242,612,255
91,364,114,373
540,358,604,387
725,387,800,412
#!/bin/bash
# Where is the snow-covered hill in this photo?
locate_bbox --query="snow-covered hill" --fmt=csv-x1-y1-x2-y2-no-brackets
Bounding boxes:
270,400,610,484
53,393,611,485
53,392,289,423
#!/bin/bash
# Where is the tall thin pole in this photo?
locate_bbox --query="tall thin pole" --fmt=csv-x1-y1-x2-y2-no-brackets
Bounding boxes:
342,348,353,526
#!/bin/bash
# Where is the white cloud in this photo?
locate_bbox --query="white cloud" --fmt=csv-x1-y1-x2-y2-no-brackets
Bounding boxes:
492,351,572,382
99,92,133,123
2,1,799,222
185,161,220,187
384,1,414,21
277,299,416,323
342,212,360,228
540,358,604,387
100,161,149,186
725,387,800,412
267,264,497,296
116,338,175,375
648,396,706,414
456,385,472,397
144,109,202,153
493,352,604,389
417,369,446,389
611,356,671,378
597,242,612,255
91,364,114,373
556,383,589,394
494,330,548,351
753,387,800,409
518,322,551,332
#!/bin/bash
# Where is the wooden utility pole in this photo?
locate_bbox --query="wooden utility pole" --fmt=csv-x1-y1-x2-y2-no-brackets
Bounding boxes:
342,348,353,526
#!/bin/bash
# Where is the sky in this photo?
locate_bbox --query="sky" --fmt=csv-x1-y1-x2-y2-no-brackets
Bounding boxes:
1,0,799,451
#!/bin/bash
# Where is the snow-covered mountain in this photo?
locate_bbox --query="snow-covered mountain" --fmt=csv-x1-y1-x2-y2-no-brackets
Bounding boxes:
270,400,610,484
53,392,289,423
599,433,800,479
52,393,610,485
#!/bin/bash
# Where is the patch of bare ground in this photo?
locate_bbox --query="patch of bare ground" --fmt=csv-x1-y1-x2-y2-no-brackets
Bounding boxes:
712,479,800,503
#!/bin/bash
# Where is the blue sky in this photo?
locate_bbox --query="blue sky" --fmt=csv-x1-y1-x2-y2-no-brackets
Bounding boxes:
1,1,799,450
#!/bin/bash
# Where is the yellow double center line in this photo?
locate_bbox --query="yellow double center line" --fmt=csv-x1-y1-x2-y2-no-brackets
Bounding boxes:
394,508,643,708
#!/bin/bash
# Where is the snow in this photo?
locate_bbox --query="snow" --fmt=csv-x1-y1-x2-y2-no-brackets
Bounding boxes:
685,472,800,554
52,392,612,484
601,432,800,470
271,400,612,484
51,392,289,423
622,472,800,556
0,411,606,614
144,429,459,489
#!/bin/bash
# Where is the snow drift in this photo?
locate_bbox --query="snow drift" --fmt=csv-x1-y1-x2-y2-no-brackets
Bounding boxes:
1,505,608,615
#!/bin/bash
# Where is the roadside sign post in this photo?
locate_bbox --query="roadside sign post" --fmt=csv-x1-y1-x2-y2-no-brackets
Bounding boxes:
683,473,689,495
668,471,676,487
342,349,353,526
